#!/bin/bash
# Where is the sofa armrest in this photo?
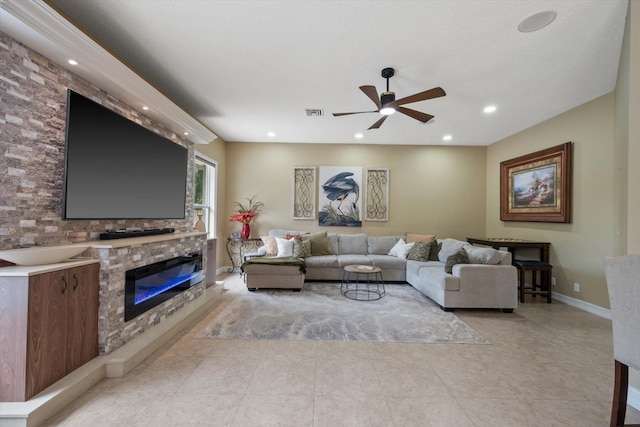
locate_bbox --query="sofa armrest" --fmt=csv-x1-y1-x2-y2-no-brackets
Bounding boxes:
452,264,518,309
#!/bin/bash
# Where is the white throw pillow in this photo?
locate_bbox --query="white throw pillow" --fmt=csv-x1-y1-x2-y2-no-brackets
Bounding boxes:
388,238,415,259
275,237,294,258
465,246,503,265
438,238,468,263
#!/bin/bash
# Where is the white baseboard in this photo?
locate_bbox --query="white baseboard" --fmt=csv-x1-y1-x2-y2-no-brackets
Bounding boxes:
551,291,612,319
217,266,234,276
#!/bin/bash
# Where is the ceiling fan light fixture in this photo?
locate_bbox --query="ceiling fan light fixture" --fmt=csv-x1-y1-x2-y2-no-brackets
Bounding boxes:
380,107,395,116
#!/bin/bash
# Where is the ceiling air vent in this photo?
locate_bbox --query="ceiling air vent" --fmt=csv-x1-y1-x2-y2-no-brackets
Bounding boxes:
305,108,324,117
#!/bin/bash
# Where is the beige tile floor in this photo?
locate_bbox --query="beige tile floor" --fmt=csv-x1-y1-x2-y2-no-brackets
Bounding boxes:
43,273,640,427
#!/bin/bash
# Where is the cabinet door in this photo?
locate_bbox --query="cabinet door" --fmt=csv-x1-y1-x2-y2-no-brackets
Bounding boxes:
26,271,68,399
66,263,99,372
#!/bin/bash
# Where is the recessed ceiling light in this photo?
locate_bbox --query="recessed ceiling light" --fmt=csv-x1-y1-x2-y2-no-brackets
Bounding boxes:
267,132,276,137
183,132,189,136
355,133,363,139
518,10,557,33
484,105,497,114
142,106,149,111
68,59,78,65
443,135,452,141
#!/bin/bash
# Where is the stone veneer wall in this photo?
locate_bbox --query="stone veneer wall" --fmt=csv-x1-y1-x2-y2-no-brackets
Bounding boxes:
1,32,208,354
0,31,195,249
89,234,207,354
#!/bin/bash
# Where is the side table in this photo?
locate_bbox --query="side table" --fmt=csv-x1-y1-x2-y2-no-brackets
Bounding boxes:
226,238,264,273
341,265,385,301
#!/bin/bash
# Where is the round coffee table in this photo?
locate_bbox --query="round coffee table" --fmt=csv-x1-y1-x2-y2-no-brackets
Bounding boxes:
341,265,385,301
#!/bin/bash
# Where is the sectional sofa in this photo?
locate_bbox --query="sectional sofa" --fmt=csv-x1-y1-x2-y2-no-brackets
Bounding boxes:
243,230,518,312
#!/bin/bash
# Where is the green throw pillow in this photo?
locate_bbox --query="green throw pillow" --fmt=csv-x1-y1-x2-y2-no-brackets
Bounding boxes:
445,249,469,274
292,239,311,258
428,241,442,261
406,241,432,262
302,231,333,256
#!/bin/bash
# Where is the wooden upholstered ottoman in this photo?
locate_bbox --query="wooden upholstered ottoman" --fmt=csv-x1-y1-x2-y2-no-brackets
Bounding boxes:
242,259,305,291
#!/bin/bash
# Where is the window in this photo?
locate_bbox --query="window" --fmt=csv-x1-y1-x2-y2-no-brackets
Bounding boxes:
194,154,217,238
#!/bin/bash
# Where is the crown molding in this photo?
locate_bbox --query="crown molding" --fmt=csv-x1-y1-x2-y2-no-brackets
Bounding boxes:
0,0,217,144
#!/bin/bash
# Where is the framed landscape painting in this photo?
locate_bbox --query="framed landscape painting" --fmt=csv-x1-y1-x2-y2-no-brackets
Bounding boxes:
500,142,572,223
318,166,362,227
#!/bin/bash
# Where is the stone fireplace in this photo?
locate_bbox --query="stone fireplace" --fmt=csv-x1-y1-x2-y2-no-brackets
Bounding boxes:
124,252,203,322
88,232,208,354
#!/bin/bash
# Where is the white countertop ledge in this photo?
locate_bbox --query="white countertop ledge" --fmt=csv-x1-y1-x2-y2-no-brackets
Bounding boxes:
0,232,207,276
0,258,100,277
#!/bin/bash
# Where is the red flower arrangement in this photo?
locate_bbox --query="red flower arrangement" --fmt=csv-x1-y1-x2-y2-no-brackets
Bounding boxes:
229,211,256,224
229,195,264,224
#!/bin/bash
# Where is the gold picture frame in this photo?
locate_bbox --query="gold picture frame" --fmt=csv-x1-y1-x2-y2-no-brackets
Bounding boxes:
500,142,572,223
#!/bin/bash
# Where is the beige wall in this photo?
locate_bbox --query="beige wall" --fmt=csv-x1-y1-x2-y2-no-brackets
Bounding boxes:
486,93,616,308
224,143,487,242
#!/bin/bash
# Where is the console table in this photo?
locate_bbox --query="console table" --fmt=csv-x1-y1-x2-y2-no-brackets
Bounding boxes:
466,237,550,263
226,238,264,272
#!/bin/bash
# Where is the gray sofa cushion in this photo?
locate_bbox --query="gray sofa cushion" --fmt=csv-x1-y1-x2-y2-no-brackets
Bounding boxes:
337,254,372,267
406,260,443,277
367,235,401,255
368,254,407,270
328,234,339,254
418,265,460,291
304,255,339,268
338,233,368,255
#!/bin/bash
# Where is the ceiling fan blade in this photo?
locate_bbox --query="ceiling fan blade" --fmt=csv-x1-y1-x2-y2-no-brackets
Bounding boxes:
332,110,379,116
390,87,446,107
396,106,434,123
368,115,388,130
359,85,382,109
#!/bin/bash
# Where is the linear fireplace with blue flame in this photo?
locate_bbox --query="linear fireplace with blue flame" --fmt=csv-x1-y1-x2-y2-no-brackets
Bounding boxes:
124,252,203,322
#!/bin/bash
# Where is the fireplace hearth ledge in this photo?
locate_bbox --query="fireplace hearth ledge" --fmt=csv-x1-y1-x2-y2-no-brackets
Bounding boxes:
0,283,225,427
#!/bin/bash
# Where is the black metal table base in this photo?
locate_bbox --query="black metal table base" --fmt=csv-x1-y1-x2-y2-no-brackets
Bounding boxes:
340,266,385,301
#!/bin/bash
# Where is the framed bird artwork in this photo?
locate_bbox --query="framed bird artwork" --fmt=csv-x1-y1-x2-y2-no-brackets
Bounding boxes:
318,166,362,227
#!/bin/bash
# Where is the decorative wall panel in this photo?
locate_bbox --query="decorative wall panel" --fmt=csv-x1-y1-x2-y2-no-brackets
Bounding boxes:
365,168,389,221
292,167,316,219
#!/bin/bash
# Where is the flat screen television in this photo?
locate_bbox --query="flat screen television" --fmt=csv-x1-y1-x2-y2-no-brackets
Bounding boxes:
62,90,188,220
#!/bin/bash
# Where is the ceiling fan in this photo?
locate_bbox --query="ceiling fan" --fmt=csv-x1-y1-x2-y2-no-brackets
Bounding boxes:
332,67,446,130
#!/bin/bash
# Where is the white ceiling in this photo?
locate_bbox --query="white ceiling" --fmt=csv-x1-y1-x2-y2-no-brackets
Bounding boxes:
7,1,630,146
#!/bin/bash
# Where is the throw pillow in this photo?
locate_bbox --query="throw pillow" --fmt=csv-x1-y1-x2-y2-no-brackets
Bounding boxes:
301,231,334,256
292,239,311,258
275,237,294,258
260,236,279,256
428,240,442,261
465,246,503,265
445,248,469,274
406,240,436,262
438,238,468,263
388,238,415,259
405,233,436,244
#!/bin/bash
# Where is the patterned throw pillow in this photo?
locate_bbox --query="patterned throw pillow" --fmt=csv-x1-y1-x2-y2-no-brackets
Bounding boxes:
292,239,311,258
445,249,469,274
406,241,433,262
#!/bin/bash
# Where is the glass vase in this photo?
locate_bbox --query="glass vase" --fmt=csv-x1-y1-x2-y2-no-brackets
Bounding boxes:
241,223,250,239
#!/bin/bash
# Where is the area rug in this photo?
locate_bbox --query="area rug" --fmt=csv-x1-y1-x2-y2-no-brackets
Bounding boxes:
195,283,489,344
